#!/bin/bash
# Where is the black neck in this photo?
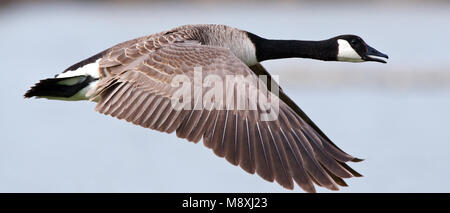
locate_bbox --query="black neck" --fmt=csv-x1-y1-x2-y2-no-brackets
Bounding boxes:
247,32,337,62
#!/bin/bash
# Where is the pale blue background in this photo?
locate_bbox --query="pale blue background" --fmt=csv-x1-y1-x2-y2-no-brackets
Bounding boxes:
1,1,449,192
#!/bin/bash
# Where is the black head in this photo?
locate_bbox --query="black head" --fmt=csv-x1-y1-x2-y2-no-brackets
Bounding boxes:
333,35,388,63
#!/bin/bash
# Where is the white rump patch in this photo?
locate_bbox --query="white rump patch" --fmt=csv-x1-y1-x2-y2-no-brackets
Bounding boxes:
56,59,101,79
49,59,101,101
337,39,363,62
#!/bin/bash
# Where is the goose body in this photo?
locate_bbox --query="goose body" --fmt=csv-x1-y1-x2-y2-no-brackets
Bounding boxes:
25,24,388,192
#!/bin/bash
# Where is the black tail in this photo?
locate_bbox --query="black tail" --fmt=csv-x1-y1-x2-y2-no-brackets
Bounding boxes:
24,75,96,99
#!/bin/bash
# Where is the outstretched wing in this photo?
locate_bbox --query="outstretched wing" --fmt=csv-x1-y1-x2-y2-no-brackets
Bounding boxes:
94,38,362,192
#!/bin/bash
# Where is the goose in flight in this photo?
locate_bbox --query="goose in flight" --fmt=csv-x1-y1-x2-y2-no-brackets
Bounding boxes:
24,24,388,192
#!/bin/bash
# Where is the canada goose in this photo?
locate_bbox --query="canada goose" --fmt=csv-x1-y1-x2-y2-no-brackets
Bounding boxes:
24,24,388,192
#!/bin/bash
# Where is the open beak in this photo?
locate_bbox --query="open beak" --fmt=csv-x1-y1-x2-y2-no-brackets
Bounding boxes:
363,45,389,63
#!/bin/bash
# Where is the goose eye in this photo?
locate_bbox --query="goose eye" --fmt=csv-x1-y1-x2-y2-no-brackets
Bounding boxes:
350,39,357,45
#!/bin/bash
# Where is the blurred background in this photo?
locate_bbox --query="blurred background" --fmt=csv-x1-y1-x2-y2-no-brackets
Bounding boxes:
1,0,450,192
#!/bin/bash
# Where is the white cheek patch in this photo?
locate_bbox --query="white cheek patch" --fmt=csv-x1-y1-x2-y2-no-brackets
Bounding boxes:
337,39,364,62
56,59,101,79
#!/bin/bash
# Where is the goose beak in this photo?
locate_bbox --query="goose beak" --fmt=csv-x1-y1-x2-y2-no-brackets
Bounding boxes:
363,45,389,63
